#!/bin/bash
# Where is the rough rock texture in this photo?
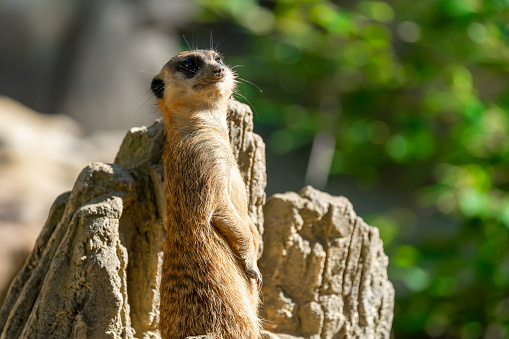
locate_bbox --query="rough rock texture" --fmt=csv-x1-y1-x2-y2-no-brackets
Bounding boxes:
0,164,137,339
0,97,126,306
227,100,267,256
0,100,267,339
260,187,394,339
0,100,394,338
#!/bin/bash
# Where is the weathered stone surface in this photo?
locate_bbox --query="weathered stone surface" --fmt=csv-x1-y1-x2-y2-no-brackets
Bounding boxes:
259,186,394,339
227,100,267,256
0,163,137,339
0,97,126,306
0,100,394,339
0,101,267,339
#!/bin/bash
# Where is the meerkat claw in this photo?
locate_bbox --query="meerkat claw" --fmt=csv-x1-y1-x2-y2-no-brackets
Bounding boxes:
256,272,263,290
247,269,263,290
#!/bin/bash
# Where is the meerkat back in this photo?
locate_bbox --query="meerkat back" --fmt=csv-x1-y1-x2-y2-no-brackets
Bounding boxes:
150,50,262,339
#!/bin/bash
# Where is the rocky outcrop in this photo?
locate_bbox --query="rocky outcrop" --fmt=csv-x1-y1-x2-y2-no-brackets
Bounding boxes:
0,100,266,339
0,96,126,306
260,187,394,339
227,101,267,256
0,164,137,339
0,100,393,338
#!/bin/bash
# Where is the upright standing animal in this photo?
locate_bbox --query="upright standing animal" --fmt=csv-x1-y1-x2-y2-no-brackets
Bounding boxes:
151,50,262,339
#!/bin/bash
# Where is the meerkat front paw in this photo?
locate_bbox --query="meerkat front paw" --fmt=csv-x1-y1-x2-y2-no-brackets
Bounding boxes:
246,263,263,290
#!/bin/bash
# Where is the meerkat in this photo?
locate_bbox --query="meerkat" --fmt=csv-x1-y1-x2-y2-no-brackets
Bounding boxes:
150,50,262,339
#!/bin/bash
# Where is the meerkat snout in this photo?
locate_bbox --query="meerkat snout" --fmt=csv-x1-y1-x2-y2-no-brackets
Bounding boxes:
214,66,225,78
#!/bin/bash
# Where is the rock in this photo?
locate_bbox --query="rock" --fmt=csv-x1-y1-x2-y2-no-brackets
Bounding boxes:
0,96,126,307
262,330,304,339
0,163,137,339
259,186,394,339
227,100,267,256
0,100,267,339
0,100,394,338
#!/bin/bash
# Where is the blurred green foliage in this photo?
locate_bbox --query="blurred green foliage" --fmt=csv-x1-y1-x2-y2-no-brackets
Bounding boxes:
192,0,509,338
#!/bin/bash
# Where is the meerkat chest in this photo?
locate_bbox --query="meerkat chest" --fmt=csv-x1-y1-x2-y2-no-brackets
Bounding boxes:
165,134,234,186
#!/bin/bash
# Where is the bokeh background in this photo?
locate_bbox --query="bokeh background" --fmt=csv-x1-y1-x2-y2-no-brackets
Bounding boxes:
1,0,509,338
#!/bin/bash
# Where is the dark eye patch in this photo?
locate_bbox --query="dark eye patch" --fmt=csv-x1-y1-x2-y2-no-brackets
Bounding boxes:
151,78,164,99
177,56,201,78
215,56,223,64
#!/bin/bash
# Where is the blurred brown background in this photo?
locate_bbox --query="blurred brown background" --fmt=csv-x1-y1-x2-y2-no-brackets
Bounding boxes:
0,0,196,305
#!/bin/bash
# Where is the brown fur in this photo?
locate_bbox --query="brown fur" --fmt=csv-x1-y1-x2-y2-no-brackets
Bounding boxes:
152,50,261,339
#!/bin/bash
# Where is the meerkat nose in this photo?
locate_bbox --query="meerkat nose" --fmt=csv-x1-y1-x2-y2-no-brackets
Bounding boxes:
213,67,225,78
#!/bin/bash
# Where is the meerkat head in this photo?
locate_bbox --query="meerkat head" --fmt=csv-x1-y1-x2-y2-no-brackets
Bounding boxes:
151,50,235,113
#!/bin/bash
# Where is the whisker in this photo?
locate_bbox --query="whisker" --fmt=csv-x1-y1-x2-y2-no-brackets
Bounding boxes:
131,89,152,100
215,35,231,51
230,65,244,70
233,90,258,119
182,34,191,50
237,77,263,93
132,91,156,121
137,70,157,75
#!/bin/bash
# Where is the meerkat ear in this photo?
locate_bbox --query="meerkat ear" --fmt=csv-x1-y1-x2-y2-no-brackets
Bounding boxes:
151,77,165,99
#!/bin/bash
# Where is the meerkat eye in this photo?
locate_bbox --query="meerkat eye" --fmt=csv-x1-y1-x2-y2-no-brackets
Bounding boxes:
179,57,198,72
186,59,197,71
215,57,223,64
177,57,200,78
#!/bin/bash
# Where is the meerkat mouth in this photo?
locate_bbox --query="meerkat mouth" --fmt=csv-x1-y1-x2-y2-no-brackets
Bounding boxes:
193,78,225,91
